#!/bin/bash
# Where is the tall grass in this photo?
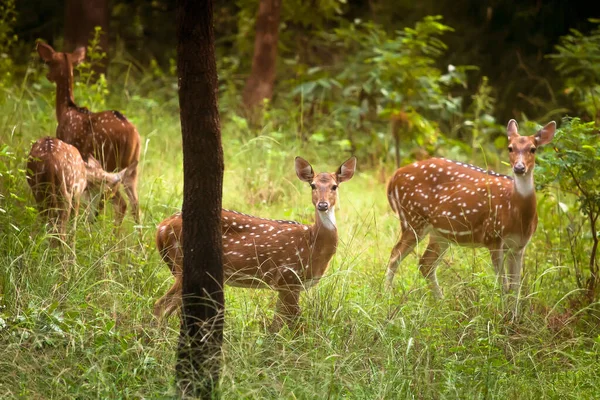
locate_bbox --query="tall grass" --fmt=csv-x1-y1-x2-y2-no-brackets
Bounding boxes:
0,63,599,399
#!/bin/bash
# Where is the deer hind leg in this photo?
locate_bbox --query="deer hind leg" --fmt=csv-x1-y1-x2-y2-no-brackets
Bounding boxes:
123,165,140,224
270,289,301,332
385,225,424,289
489,245,508,292
154,275,183,319
51,198,71,248
418,237,448,299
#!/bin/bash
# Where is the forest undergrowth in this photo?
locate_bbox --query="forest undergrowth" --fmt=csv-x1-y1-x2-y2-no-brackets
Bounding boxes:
0,52,599,399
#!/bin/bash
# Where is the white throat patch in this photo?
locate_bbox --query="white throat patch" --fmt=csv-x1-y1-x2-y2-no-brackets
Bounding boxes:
318,207,337,231
514,173,534,197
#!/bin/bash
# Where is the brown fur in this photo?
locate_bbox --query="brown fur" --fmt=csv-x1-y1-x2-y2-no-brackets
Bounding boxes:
385,120,556,297
153,157,357,330
37,42,141,225
27,137,136,245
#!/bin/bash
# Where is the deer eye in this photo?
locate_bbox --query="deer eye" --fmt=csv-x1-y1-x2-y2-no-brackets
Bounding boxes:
508,146,513,153
530,147,536,154
331,185,338,191
310,183,316,190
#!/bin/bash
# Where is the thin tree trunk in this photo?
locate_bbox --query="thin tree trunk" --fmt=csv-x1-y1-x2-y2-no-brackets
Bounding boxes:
176,0,225,397
242,0,281,115
64,0,109,76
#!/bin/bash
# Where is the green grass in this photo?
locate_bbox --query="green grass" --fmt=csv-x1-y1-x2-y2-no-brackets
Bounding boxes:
1,77,599,399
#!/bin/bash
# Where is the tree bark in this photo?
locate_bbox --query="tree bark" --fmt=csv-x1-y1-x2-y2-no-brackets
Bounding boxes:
176,0,225,397
242,0,281,114
64,0,109,76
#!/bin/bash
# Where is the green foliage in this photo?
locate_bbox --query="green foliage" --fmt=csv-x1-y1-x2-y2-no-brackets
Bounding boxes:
74,26,109,110
548,19,600,122
289,16,477,165
0,0,17,89
464,76,497,152
3,4,600,397
537,118,600,296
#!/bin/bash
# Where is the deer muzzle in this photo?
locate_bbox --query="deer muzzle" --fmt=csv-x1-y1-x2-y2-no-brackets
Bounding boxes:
317,201,329,212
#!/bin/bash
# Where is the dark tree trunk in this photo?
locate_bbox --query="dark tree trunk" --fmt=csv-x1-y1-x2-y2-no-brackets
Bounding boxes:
242,0,281,115
64,0,109,76
176,0,225,397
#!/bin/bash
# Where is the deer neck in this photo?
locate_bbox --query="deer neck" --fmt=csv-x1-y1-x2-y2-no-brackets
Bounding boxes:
310,207,339,258
510,172,538,229
55,55,76,121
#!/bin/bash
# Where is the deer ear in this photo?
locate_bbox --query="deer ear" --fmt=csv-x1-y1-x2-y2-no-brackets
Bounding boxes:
295,157,314,183
535,121,556,146
37,42,55,62
71,47,86,65
85,155,101,170
336,156,357,183
507,119,519,139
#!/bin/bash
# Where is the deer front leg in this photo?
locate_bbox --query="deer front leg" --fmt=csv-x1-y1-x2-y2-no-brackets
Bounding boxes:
270,289,301,332
110,190,128,227
489,244,508,292
507,247,525,293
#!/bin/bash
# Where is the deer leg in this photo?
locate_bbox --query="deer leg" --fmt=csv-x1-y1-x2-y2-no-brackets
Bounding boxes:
418,238,448,299
270,289,301,332
52,198,71,248
123,166,140,224
110,190,128,227
507,248,525,293
489,245,508,292
154,275,183,319
70,193,81,249
385,227,422,289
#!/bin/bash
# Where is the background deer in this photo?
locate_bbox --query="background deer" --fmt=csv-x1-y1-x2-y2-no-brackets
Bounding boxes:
385,120,556,297
153,156,356,330
27,137,137,245
36,42,141,226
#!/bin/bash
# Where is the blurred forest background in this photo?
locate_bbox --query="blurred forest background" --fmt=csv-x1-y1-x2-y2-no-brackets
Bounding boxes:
6,0,600,156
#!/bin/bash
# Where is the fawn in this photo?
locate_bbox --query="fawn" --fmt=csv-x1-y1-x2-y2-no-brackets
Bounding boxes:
153,156,357,330
36,41,141,225
385,119,556,297
27,137,137,245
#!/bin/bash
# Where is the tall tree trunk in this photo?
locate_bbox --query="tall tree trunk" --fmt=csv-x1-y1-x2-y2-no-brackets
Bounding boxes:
64,0,109,76
242,0,281,116
176,0,225,397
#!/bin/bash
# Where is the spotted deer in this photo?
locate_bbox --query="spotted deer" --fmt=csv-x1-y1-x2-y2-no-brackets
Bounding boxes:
153,156,357,330
36,42,141,225
385,120,556,297
27,137,137,245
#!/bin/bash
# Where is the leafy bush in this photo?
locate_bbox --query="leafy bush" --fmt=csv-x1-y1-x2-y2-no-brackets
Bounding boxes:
548,19,600,123
537,118,600,298
287,16,480,166
0,0,17,89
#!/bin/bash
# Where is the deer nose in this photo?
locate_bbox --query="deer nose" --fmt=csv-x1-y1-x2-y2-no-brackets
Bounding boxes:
513,162,526,175
317,202,329,211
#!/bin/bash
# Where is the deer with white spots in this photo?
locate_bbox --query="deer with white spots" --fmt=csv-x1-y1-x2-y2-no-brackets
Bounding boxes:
27,137,137,245
153,156,357,330
385,120,556,297
36,42,141,226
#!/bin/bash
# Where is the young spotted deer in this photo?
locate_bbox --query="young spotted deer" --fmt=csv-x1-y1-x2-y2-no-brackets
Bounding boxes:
27,137,137,245
153,157,357,330
36,42,141,225
385,120,556,297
